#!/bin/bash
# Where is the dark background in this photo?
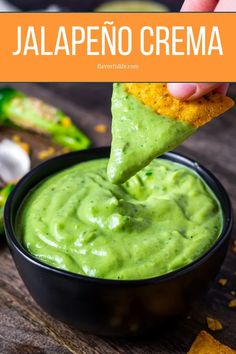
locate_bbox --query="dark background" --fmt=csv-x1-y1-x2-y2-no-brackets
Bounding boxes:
8,0,183,12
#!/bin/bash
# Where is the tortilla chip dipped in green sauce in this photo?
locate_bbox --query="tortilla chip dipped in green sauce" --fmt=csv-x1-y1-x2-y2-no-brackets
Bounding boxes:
108,83,234,184
18,83,230,281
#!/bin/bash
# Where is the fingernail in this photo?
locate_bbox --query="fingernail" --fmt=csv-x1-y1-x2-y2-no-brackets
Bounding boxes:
167,83,197,99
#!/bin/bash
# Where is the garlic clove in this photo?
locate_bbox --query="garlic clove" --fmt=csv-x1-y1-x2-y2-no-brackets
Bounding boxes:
0,139,31,183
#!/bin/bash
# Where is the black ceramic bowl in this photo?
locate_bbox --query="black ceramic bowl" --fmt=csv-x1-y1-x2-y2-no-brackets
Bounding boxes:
4,147,233,336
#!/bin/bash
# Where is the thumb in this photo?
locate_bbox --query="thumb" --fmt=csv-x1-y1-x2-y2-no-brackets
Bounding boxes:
167,83,223,100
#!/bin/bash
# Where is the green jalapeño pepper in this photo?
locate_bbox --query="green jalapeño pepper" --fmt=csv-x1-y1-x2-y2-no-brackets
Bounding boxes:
0,87,90,151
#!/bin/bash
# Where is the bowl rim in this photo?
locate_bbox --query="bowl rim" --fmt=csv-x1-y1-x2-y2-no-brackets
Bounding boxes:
4,147,233,286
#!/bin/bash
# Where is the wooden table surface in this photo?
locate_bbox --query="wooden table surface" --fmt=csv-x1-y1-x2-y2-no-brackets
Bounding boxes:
0,83,235,354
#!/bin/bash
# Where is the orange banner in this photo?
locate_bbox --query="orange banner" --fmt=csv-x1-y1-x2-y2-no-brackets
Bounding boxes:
0,13,235,82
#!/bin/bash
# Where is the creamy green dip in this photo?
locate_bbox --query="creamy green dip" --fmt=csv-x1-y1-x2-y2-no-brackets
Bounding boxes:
18,158,222,280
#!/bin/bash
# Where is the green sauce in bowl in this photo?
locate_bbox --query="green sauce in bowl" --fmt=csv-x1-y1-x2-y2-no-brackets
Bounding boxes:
17,158,222,280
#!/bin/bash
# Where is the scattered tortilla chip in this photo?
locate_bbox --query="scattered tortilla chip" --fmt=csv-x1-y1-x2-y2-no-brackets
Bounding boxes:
228,299,236,308
37,147,56,160
232,241,236,254
207,317,223,331
12,134,21,143
124,83,234,128
12,135,30,154
218,278,228,286
95,124,107,134
18,142,30,154
187,331,236,354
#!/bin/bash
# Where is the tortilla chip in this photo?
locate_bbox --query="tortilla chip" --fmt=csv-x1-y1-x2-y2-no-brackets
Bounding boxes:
108,83,195,183
124,83,234,128
188,331,236,354
228,299,236,308
206,316,223,331
218,278,228,286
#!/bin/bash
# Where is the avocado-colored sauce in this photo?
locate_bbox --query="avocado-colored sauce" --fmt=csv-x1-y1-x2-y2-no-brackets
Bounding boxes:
18,158,222,280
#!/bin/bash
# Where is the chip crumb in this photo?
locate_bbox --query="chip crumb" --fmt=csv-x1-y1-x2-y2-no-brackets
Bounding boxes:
12,134,21,143
95,124,107,134
62,147,70,153
38,147,56,160
232,241,236,254
228,299,236,308
12,135,30,154
18,142,30,154
206,317,223,331
230,291,236,296
187,330,236,354
218,278,228,286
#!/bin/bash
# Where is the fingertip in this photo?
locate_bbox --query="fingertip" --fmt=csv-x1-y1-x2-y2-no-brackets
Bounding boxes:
181,0,218,12
215,0,236,12
215,83,229,95
167,83,196,100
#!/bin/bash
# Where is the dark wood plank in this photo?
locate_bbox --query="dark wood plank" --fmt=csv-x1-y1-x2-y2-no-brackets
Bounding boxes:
0,82,235,354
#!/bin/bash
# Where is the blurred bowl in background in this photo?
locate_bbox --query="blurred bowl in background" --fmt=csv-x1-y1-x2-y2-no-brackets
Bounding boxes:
96,0,169,12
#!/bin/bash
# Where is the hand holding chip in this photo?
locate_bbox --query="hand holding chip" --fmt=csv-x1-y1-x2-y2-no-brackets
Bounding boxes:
167,83,229,101
167,0,236,101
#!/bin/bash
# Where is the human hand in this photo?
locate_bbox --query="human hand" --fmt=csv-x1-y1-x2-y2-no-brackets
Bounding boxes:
167,0,236,100
181,0,236,12
167,83,229,101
